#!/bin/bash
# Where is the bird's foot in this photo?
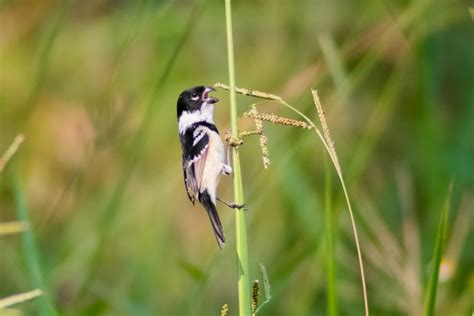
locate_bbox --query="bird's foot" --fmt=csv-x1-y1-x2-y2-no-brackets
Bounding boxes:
224,130,244,147
217,197,247,210
222,164,232,175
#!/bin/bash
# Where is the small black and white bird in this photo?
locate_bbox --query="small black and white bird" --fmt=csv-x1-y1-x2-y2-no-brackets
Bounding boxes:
177,86,232,249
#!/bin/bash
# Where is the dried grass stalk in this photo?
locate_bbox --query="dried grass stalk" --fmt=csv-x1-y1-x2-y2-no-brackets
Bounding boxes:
0,221,29,236
244,107,312,130
254,117,270,169
311,89,342,175
0,289,42,309
215,82,282,101
0,134,25,173
239,131,260,138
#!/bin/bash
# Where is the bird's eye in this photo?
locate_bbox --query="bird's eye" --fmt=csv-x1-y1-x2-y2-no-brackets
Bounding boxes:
191,93,199,101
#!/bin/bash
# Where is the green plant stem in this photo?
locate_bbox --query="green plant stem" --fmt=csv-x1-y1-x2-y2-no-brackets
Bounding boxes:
324,155,337,316
12,172,58,316
423,183,452,316
224,1,251,315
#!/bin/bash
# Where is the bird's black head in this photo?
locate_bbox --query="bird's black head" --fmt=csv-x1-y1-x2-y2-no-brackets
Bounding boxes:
177,86,219,118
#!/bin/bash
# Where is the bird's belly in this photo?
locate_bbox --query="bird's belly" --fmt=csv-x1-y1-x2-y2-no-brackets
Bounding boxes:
200,132,225,202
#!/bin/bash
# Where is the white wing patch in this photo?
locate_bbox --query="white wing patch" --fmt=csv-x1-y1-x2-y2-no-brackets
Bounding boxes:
193,127,206,146
187,144,209,168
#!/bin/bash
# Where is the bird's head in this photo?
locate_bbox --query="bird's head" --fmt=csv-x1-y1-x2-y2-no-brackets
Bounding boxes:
177,86,219,118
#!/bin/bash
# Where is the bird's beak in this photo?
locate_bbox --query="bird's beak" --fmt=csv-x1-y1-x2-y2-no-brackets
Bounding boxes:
203,86,219,104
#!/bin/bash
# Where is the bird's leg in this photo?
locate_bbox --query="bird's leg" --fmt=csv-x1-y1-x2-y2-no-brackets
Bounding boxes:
222,137,232,175
217,197,247,210
226,142,231,169
224,129,244,148
222,129,236,175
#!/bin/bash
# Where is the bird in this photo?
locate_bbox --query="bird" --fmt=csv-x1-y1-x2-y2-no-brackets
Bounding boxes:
177,86,233,249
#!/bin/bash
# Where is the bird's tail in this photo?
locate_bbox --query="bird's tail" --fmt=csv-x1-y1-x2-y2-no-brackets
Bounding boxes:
199,191,226,249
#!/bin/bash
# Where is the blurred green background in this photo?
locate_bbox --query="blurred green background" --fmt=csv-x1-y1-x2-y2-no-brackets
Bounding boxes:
0,0,473,315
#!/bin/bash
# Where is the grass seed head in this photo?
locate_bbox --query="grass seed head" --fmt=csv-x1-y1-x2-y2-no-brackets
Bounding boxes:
220,303,229,316
252,280,260,312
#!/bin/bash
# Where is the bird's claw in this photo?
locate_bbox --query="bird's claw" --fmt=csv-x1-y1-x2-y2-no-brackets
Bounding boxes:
228,202,247,210
217,197,248,211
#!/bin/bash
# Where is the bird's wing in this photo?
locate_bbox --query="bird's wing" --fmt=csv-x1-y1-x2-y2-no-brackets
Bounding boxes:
182,159,197,203
182,127,209,203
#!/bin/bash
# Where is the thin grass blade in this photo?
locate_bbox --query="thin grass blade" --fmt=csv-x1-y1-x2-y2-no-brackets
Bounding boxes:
324,155,338,316
423,183,452,316
11,172,58,316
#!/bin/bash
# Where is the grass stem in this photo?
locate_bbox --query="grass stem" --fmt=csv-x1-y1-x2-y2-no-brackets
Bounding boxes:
224,1,251,315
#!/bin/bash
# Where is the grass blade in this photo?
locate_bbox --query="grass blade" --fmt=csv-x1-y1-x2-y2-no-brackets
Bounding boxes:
324,155,338,316
11,172,58,316
423,183,452,316
254,263,271,314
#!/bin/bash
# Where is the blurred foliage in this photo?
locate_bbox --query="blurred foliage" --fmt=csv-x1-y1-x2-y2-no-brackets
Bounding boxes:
0,0,473,315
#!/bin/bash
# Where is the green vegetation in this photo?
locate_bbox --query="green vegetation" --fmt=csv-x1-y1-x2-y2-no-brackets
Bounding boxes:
0,1,472,315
